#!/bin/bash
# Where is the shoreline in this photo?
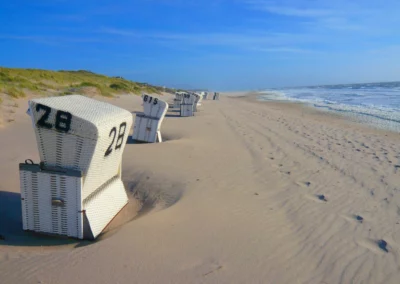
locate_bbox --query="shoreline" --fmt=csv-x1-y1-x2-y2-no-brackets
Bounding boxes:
250,91,400,134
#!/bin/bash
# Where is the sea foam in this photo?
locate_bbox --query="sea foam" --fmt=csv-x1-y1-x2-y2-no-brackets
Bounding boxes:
258,82,400,132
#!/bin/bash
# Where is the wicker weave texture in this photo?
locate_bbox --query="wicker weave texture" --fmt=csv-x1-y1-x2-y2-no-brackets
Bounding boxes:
196,93,203,105
20,167,127,239
180,104,194,117
141,94,169,119
132,95,168,143
29,95,133,199
83,176,128,238
182,93,196,105
173,99,182,109
30,95,129,135
174,92,185,108
193,94,201,112
20,168,83,238
180,93,196,116
132,116,159,142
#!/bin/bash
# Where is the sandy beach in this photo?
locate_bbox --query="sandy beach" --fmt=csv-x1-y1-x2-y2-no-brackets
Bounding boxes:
1,92,400,284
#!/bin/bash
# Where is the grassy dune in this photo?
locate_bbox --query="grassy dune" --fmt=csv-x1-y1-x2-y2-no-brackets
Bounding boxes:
0,67,173,99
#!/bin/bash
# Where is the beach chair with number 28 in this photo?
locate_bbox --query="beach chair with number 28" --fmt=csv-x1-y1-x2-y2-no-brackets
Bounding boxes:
20,95,132,240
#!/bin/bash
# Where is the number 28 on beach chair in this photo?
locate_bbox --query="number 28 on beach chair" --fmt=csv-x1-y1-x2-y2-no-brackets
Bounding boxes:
132,94,169,143
20,95,132,239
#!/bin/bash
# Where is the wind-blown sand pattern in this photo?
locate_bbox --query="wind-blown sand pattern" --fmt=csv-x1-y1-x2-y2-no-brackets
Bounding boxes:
1,93,400,284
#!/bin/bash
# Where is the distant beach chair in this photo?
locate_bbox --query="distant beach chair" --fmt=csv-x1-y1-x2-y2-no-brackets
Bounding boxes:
132,94,168,143
203,92,209,100
174,92,184,109
20,95,132,240
180,93,196,117
213,92,220,100
198,93,203,105
194,93,202,112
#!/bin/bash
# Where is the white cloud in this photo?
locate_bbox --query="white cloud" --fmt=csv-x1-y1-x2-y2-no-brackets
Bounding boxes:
247,4,334,17
99,27,321,53
250,47,316,53
0,34,106,45
241,0,400,34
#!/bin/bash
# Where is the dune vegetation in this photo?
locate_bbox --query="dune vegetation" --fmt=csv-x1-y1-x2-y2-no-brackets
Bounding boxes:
0,67,174,99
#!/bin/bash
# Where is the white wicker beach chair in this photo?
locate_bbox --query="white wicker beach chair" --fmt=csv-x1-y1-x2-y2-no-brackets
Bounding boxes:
180,93,196,117
193,93,202,112
132,94,168,143
174,92,184,109
20,95,133,239
198,93,204,105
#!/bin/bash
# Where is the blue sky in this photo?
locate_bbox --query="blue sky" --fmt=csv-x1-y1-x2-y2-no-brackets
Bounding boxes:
1,0,400,90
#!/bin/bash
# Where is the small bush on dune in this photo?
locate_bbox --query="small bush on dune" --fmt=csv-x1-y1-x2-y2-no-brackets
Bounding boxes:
18,78,40,91
60,90,73,96
0,71,12,82
100,89,112,97
78,82,99,88
143,86,159,94
5,86,25,98
75,82,112,97
109,82,129,91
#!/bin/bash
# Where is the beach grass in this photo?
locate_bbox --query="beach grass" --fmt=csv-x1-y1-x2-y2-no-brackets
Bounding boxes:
0,67,174,99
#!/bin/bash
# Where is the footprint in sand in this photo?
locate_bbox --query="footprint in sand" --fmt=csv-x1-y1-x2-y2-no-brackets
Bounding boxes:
304,194,327,203
204,265,223,276
377,239,389,253
296,181,312,188
181,258,223,277
355,215,364,223
340,214,364,224
357,238,390,254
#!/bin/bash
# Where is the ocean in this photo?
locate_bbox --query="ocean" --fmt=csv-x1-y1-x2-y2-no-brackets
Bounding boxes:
258,82,400,132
